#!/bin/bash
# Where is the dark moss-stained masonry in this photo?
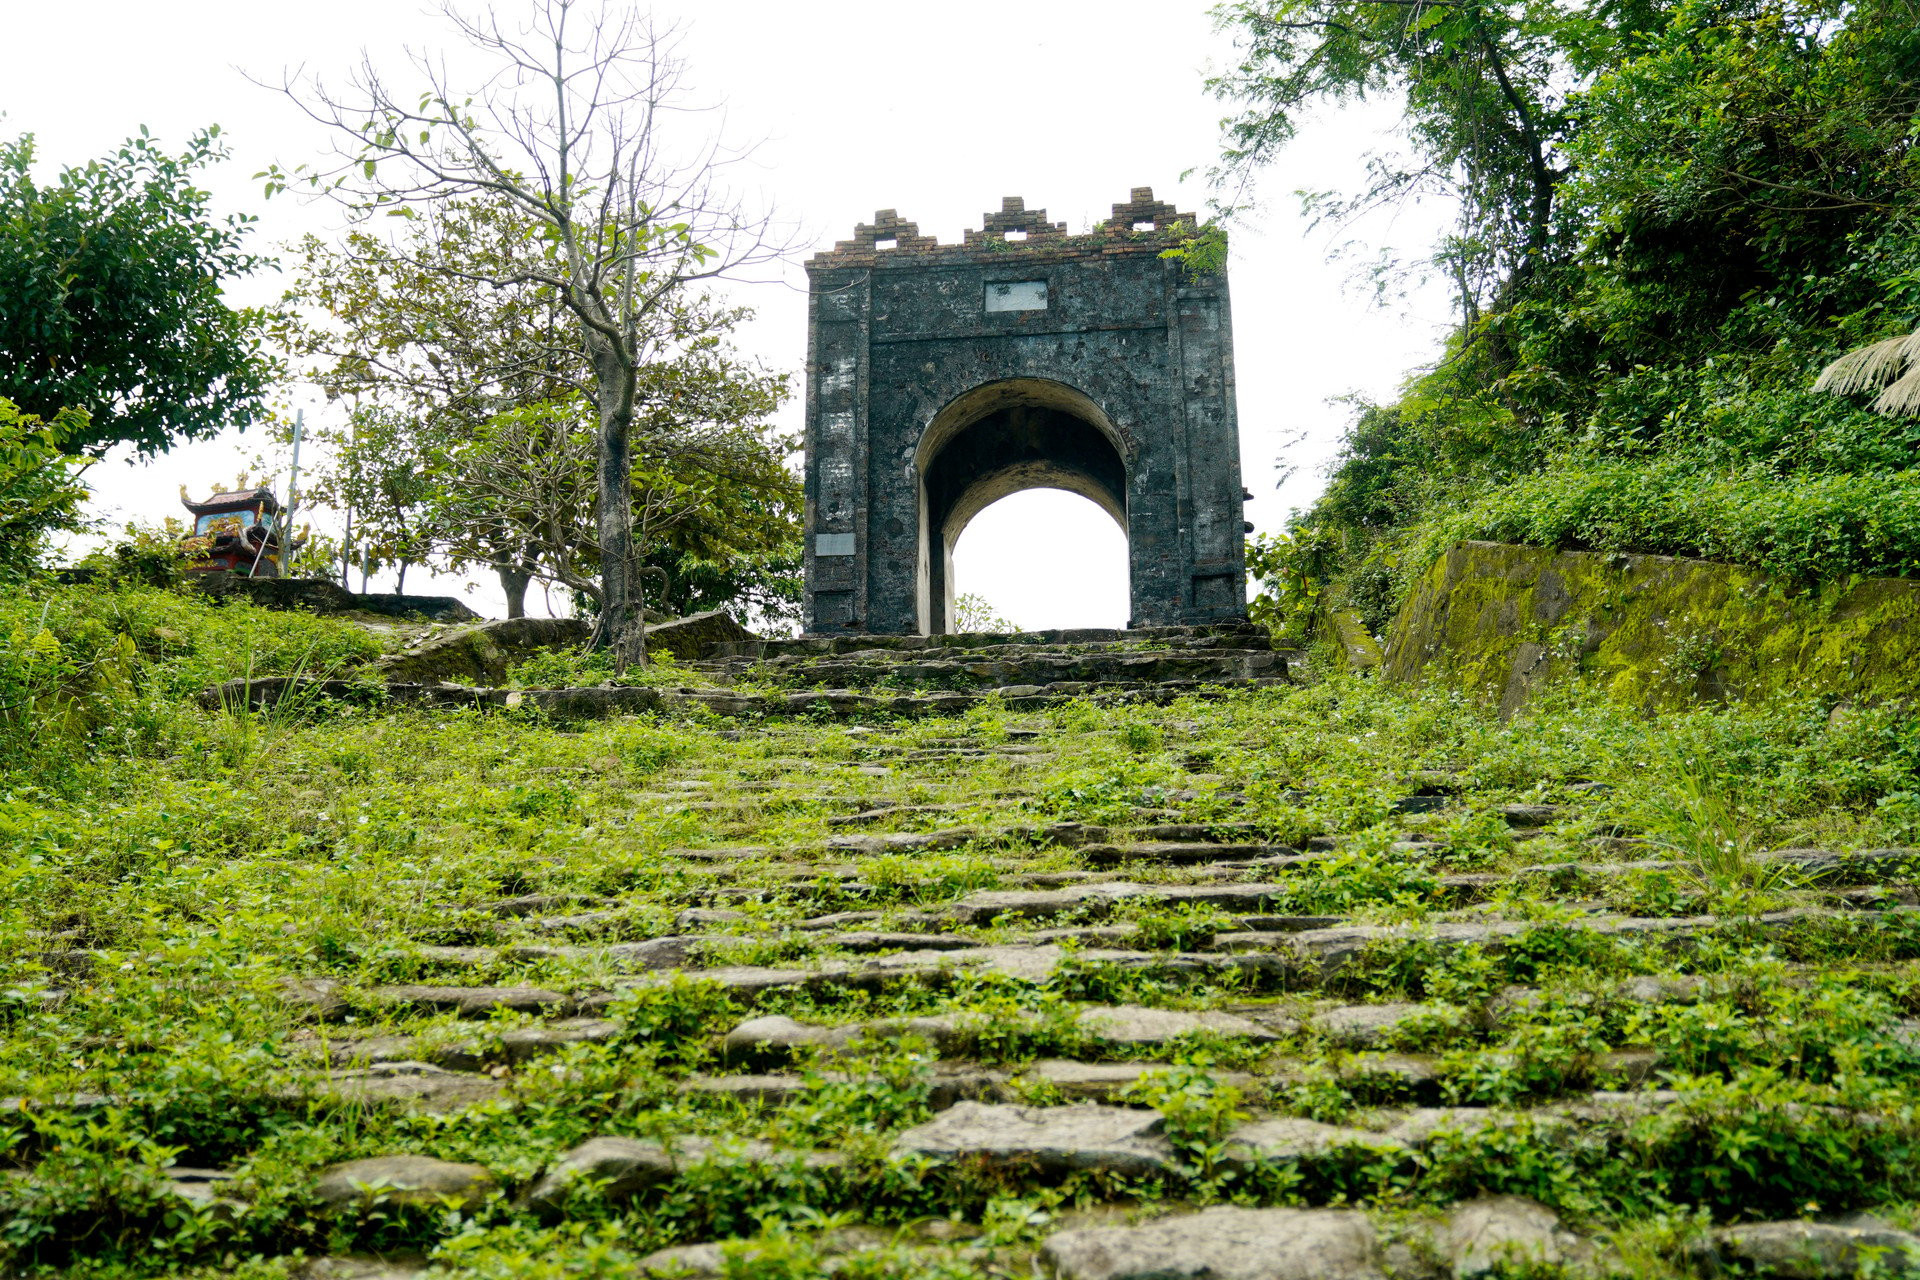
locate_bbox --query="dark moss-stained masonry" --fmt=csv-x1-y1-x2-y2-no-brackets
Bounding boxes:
1386,540,1920,714
802,189,1248,634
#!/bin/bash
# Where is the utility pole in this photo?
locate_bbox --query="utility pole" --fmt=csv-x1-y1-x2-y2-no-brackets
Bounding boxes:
283,409,304,578
248,409,305,579
341,505,354,590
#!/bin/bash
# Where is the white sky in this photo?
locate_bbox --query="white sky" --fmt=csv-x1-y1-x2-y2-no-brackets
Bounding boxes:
5,0,1454,629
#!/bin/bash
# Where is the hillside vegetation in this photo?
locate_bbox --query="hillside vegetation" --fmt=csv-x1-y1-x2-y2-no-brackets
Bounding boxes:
1213,0,1920,635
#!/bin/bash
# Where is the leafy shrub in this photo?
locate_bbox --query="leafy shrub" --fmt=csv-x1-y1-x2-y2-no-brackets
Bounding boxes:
507,643,685,688
0,397,91,582
0,579,380,777
1409,461,1920,588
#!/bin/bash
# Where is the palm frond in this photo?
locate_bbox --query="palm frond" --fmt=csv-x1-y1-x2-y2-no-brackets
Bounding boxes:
1812,328,1920,397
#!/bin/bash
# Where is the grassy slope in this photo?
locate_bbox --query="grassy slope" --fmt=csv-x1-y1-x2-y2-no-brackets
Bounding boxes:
5,586,1920,1276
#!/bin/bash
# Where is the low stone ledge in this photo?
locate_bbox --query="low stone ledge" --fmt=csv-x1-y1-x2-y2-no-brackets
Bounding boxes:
196,675,1288,720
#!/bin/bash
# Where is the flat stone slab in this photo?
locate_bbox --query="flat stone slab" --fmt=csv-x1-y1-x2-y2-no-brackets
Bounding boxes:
1710,1219,1920,1279
369,984,570,1017
315,1155,495,1212
521,1134,837,1216
683,1068,1004,1111
681,1074,811,1107
1082,841,1275,867
633,1243,730,1278
1222,1117,1410,1168
1026,1060,1257,1103
1334,1053,1443,1091
432,1017,623,1070
722,1014,845,1060
1448,1195,1566,1278
1498,803,1565,827
855,944,1172,985
598,964,854,1005
1381,1107,1559,1148
520,1136,678,1215
1311,1002,1454,1048
1026,1060,1172,1102
1040,1205,1384,1280
945,881,1285,925
278,977,349,1022
507,937,701,970
828,931,981,953
300,1062,507,1114
827,829,980,854
1077,1005,1279,1046
296,1259,428,1280
891,1101,1175,1178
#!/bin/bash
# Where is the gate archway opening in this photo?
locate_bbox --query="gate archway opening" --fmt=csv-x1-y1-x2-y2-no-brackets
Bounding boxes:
949,489,1130,631
915,378,1130,634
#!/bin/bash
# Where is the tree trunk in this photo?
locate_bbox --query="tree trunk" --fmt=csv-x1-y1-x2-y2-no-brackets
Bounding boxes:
588,329,642,666
396,560,409,593
497,561,531,619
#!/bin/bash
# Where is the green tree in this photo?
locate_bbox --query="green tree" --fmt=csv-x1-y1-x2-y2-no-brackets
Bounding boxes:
0,128,275,456
1210,0,1636,324
952,593,1017,633
1218,0,1920,615
303,406,438,592
286,195,578,607
423,368,794,623
273,0,786,661
287,192,794,619
0,398,92,580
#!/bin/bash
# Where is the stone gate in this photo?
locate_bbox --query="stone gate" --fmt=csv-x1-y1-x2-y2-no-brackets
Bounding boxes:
802,187,1248,635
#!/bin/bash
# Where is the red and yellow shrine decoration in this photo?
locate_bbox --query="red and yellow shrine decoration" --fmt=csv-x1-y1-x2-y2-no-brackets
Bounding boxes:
179,486,301,577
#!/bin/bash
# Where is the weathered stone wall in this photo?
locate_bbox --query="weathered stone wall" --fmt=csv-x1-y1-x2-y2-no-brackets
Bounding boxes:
802,189,1247,635
1383,540,1920,713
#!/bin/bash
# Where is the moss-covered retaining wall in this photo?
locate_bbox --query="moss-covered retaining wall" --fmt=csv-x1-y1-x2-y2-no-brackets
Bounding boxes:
1383,540,1920,713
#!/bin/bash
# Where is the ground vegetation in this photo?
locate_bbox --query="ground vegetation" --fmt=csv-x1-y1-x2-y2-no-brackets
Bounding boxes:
3,575,1920,1277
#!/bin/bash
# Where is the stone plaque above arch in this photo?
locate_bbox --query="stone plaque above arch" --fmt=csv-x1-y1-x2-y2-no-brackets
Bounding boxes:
802,189,1248,634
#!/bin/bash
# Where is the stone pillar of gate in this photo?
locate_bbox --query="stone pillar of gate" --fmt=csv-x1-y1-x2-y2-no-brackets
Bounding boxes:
801,188,1247,635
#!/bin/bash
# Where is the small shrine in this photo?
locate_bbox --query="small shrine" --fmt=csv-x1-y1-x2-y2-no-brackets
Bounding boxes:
179,485,298,577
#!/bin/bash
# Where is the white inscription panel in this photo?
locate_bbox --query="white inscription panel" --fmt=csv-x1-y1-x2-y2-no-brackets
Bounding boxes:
814,533,856,557
985,280,1048,313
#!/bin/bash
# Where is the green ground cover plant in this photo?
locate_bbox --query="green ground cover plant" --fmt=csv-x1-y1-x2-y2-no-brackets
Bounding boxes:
3,578,1920,1276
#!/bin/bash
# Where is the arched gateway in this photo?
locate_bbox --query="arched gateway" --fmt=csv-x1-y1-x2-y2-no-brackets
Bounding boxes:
803,188,1248,635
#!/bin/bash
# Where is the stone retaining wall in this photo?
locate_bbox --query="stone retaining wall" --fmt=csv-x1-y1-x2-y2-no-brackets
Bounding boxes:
1384,540,1920,713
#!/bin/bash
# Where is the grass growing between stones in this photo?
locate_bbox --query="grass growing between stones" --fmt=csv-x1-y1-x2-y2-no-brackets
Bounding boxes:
5,586,1920,1277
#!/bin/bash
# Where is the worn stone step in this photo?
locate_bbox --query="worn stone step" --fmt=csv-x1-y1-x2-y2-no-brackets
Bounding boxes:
704,622,1276,660
519,1135,842,1219
294,1017,624,1070
943,880,1291,924
711,649,1287,692
1214,906,1920,979
718,1003,1280,1065
204,675,1289,721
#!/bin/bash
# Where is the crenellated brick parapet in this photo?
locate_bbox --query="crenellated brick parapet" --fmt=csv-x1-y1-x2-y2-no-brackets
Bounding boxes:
809,188,1203,269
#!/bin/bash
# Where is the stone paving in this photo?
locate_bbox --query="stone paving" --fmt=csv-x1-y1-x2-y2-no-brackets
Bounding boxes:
20,625,1920,1277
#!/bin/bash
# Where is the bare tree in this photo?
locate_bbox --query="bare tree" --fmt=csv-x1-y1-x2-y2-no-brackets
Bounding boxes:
266,0,788,662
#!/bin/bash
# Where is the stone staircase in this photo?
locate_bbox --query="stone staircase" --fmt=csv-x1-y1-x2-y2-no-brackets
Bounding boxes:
23,635,1920,1278
691,622,1293,700
209,620,1298,719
